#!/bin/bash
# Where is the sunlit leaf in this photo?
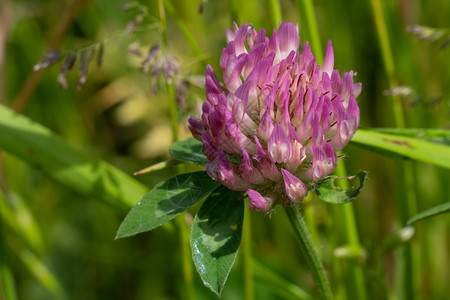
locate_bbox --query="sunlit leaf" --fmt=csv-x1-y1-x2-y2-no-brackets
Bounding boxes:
407,202,450,225
315,171,368,204
351,129,450,169
0,104,147,211
370,128,450,145
170,137,208,166
116,171,220,238
191,185,244,296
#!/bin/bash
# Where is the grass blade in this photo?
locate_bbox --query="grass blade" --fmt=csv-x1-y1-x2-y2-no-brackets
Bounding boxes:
351,129,450,169
0,104,147,211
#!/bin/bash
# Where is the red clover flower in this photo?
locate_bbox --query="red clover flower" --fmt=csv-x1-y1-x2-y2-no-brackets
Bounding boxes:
188,22,361,212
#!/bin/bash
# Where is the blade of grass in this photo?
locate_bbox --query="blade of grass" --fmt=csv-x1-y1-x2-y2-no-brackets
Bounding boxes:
0,190,44,255
368,1,418,298
0,215,18,300
0,104,147,211
9,240,68,300
296,0,323,61
407,202,450,225
0,190,67,299
252,259,311,299
351,129,450,169
268,0,282,28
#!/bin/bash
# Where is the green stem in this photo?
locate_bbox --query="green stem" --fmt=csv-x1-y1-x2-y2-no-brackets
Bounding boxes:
166,79,179,141
229,0,239,25
163,0,206,67
368,1,417,299
284,205,333,300
369,0,404,128
268,0,282,28
334,161,368,300
241,205,254,300
296,0,323,61
158,2,192,300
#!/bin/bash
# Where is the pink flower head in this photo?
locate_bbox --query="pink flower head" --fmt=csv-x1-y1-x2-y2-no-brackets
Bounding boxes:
188,22,361,211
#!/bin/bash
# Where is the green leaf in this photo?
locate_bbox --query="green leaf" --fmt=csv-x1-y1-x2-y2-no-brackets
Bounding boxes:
0,104,146,211
351,129,450,169
116,171,219,238
190,185,244,296
170,137,208,166
407,202,450,225
315,170,368,204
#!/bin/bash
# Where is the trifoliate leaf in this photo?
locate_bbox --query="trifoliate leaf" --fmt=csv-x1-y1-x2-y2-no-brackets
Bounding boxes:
190,185,244,296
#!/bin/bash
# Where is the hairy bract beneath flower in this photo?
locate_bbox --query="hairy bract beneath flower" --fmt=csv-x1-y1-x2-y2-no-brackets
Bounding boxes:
188,22,361,211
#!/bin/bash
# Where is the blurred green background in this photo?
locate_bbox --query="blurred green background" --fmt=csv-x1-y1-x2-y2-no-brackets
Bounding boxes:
0,0,449,299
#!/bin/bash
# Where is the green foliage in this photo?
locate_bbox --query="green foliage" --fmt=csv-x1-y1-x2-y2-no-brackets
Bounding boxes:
1,0,449,299
190,186,244,296
116,171,219,238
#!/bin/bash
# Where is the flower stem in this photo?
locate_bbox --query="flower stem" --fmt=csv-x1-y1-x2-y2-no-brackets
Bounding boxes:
284,205,333,300
241,204,255,300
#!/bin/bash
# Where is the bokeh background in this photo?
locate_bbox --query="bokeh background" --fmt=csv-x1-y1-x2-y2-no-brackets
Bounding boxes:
0,0,449,299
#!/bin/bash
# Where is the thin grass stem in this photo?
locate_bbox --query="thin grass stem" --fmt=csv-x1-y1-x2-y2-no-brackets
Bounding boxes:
268,0,282,29
163,0,206,67
158,2,193,299
368,1,418,299
296,0,323,61
0,219,18,300
334,161,368,300
229,0,239,26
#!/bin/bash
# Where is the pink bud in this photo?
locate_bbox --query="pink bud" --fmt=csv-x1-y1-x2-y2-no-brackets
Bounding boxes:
247,189,274,212
281,169,308,203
